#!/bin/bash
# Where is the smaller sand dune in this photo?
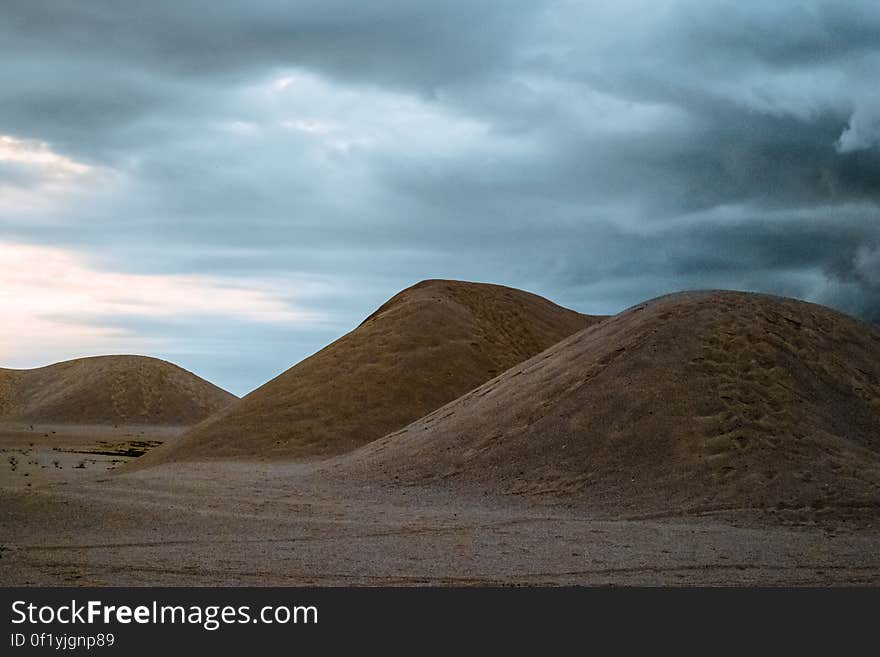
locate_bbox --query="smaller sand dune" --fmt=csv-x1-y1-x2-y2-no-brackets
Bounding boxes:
0,355,236,426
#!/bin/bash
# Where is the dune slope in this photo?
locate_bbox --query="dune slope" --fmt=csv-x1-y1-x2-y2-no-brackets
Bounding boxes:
0,355,236,426
145,279,601,463
332,291,880,518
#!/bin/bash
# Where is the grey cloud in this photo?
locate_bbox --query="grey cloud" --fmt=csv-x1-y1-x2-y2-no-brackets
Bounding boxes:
837,98,880,152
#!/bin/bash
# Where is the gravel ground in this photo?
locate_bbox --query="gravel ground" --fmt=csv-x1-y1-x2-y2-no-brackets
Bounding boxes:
2,448,877,586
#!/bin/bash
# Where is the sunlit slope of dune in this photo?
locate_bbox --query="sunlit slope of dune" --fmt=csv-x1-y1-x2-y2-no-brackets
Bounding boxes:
143,279,601,463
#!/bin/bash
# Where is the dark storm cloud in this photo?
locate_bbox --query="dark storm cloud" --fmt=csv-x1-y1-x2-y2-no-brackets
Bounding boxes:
3,0,532,82
0,0,536,155
2,0,880,391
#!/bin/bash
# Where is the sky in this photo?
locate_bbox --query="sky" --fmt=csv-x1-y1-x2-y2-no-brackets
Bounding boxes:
1,1,879,395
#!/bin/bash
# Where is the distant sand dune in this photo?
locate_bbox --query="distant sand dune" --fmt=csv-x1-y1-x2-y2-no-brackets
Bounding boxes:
141,279,602,464
327,291,880,521
0,355,236,426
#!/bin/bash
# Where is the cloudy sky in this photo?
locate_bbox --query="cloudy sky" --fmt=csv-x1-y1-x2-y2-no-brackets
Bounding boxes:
2,1,879,394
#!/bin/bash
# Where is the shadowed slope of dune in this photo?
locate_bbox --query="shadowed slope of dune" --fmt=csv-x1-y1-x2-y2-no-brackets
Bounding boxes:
330,291,880,519
0,355,236,426
142,279,601,464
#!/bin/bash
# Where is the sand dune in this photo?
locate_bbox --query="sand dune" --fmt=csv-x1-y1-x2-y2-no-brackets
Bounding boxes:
0,355,236,426
330,291,880,520
4,287,879,586
143,279,601,463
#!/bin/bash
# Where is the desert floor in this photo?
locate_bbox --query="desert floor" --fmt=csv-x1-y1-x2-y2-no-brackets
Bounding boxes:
1,428,878,586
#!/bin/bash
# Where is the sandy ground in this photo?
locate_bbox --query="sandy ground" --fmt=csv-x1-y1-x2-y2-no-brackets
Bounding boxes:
0,424,185,490
2,430,878,586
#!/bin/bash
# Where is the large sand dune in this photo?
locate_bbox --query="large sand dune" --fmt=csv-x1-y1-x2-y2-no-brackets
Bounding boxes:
0,355,235,426
143,279,601,463
330,291,880,520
